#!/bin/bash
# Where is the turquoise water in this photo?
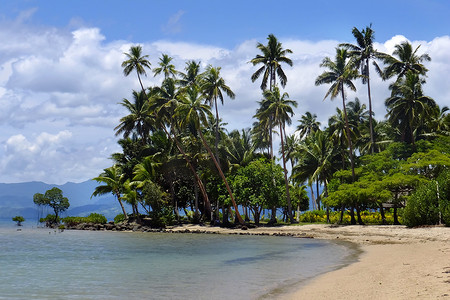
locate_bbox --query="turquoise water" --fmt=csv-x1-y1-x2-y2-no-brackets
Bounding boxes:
0,223,358,299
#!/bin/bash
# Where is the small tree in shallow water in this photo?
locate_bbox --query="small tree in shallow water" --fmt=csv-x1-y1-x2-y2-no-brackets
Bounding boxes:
33,187,70,226
12,216,25,226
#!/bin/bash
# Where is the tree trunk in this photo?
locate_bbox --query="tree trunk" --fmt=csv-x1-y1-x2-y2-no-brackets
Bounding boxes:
280,123,295,223
214,96,221,165
116,192,128,220
341,86,356,181
366,60,375,154
198,130,245,225
379,204,386,225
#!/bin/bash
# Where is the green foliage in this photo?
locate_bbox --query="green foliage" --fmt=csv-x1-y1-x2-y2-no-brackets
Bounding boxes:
12,215,25,226
298,210,399,225
148,206,175,228
403,170,450,227
62,213,108,226
114,214,126,224
40,214,60,225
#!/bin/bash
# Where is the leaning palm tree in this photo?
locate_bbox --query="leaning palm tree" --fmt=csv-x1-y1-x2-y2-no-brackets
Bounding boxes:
92,165,128,220
200,65,235,163
121,45,152,93
296,111,321,140
153,53,178,79
175,86,245,225
383,41,431,81
315,48,361,181
385,70,436,146
250,34,293,91
340,25,387,153
256,86,297,223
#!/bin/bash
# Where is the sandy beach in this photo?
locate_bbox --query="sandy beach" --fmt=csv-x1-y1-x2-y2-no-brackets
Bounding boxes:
168,224,450,299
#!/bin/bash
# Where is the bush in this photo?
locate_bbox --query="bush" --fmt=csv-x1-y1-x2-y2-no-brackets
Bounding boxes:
40,214,60,226
149,207,175,228
114,213,126,224
403,181,440,227
62,213,108,226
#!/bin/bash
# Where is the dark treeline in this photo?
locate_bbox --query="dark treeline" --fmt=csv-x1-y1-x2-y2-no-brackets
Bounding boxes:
92,25,450,227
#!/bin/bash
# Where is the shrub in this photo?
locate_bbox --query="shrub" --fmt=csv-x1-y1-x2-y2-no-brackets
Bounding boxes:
403,181,440,227
85,213,107,224
114,213,126,224
149,207,175,228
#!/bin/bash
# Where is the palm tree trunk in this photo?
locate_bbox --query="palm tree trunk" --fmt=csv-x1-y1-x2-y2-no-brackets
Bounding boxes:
160,124,212,220
341,86,356,181
280,123,295,223
310,183,316,210
366,60,375,154
115,192,128,220
198,130,245,226
214,96,220,165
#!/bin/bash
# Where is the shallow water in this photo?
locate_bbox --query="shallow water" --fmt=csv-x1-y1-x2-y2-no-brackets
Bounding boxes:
0,223,358,299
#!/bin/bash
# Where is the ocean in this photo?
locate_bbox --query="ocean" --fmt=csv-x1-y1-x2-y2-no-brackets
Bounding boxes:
0,221,358,299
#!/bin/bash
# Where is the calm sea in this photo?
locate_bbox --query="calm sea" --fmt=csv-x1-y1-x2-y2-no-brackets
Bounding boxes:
0,221,359,299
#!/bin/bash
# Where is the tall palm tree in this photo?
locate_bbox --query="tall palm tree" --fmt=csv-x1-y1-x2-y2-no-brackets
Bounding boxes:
315,48,361,181
383,41,431,80
92,165,128,219
176,86,245,225
178,60,202,89
114,90,154,143
340,25,387,153
250,34,293,91
149,78,213,220
256,86,297,223
200,65,235,163
121,45,152,93
153,53,178,79
296,111,321,139
385,70,436,146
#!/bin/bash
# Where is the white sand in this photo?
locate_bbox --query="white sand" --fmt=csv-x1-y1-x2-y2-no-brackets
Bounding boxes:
168,224,450,299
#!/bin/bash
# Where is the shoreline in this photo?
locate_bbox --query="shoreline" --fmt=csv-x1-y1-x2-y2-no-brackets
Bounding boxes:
64,223,450,299
166,224,450,299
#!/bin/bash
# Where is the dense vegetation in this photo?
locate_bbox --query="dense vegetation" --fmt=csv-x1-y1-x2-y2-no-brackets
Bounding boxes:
92,25,449,227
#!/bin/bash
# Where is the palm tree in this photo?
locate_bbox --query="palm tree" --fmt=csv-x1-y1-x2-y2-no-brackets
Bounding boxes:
340,25,387,153
383,41,431,80
176,86,245,225
200,65,235,163
178,60,202,89
256,86,297,223
153,53,178,79
250,34,293,91
296,112,321,139
385,71,436,146
149,78,213,220
121,45,152,93
315,48,361,181
92,165,128,219
292,130,338,212
114,90,154,143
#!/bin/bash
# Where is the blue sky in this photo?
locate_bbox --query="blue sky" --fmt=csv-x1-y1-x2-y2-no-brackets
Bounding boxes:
0,0,449,184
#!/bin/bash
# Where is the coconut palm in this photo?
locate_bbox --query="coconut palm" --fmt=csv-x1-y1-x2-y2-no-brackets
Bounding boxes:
250,34,293,91
383,41,431,80
200,65,235,163
296,112,321,139
121,45,151,93
315,48,362,181
114,90,154,143
340,25,388,153
178,60,202,89
176,86,245,225
150,79,213,220
256,86,297,223
153,53,178,79
92,165,128,219
385,71,436,146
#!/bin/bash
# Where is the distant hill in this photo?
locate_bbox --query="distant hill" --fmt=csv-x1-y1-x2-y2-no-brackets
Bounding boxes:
0,180,122,220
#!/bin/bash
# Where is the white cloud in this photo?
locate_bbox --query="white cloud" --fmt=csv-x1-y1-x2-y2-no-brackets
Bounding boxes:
0,18,448,184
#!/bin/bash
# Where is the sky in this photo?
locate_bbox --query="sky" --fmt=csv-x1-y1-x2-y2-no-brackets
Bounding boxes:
0,0,449,184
